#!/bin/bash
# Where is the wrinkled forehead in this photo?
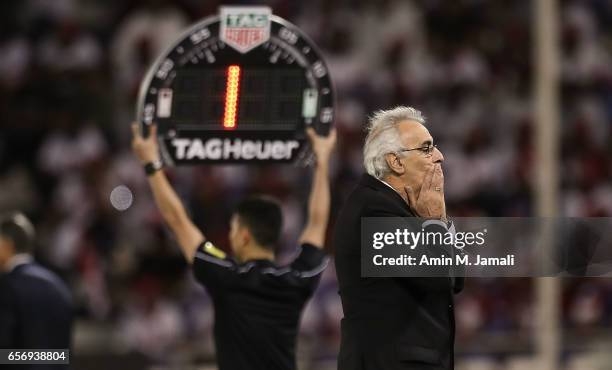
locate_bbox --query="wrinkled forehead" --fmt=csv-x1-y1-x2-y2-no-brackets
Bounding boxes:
397,120,433,147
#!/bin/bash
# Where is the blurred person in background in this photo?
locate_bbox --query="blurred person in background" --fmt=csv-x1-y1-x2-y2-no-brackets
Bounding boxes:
131,123,336,370
334,106,463,370
0,212,73,369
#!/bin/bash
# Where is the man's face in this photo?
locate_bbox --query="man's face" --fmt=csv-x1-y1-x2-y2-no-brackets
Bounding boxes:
394,120,444,194
0,236,15,270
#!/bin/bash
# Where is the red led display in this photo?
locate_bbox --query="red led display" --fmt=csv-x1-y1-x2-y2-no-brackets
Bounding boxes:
223,65,241,129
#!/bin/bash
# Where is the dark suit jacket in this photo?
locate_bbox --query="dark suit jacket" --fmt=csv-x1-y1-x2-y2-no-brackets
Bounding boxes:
0,261,73,370
334,174,463,370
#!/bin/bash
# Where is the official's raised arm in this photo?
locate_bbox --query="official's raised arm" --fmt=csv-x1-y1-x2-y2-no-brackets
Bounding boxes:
131,123,204,263
298,128,336,248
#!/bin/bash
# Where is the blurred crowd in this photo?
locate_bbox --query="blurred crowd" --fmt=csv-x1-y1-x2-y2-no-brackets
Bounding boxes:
1,0,612,368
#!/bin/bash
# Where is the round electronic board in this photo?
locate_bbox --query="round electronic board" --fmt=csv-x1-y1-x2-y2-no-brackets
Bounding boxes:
136,6,335,165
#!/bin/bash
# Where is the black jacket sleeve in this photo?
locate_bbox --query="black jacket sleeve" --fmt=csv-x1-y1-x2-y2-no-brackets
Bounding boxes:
192,241,238,295
364,192,464,293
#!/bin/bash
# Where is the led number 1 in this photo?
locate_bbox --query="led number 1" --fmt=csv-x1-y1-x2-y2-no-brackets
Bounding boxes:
223,65,241,129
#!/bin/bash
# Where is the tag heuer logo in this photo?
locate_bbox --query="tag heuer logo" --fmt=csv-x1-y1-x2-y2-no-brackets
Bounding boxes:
220,6,271,54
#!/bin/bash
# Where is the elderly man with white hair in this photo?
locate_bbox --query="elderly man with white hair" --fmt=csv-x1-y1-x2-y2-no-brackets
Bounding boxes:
334,106,463,370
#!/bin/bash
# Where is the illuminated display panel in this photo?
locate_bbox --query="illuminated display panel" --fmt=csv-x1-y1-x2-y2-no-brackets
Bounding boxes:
171,67,307,130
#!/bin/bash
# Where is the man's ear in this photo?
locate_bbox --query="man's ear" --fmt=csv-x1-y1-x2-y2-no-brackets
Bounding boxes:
239,226,252,246
385,153,405,175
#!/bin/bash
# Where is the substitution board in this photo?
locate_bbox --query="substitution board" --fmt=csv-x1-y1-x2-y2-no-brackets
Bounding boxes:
136,6,335,164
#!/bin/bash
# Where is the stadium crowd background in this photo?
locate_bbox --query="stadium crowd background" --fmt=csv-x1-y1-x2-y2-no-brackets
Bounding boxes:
1,0,612,369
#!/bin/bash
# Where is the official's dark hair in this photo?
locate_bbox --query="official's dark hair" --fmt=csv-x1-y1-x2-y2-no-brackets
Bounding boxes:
234,196,282,251
0,213,35,253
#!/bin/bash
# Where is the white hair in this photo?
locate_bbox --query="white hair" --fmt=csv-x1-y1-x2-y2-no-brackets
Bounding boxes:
363,106,426,179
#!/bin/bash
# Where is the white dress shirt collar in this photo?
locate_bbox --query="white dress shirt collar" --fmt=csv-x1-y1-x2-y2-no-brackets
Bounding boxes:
378,178,400,194
5,253,33,273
